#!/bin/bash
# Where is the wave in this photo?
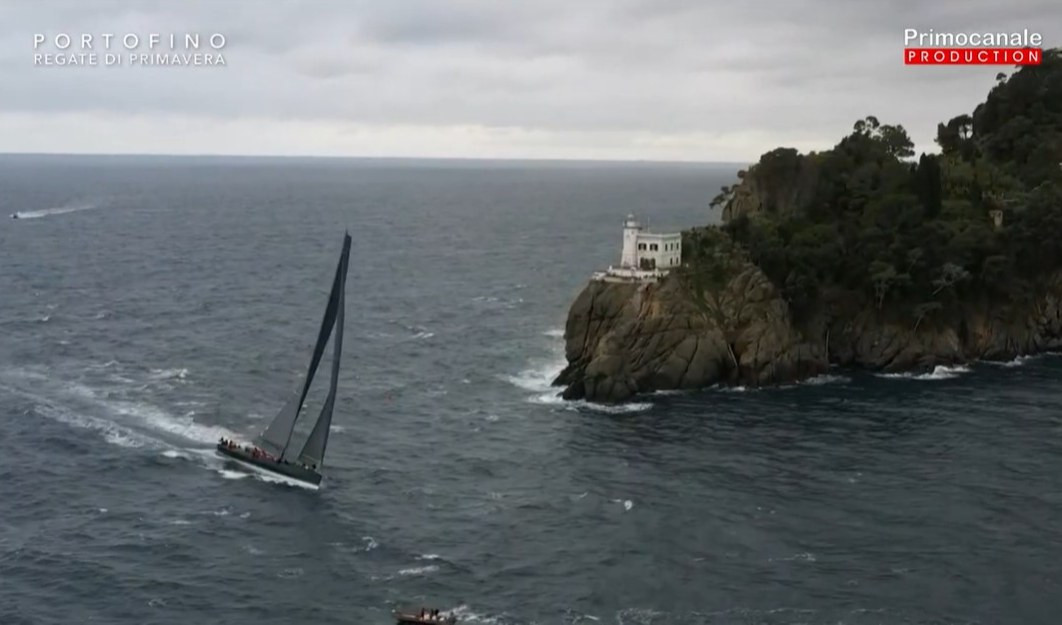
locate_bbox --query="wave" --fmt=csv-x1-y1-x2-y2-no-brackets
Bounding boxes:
160,449,193,460
149,368,189,381
717,384,749,392
12,201,99,220
397,564,439,576
449,605,501,624
535,394,649,413
542,328,565,338
801,373,851,385
509,341,653,413
505,355,562,393
981,353,1059,368
471,295,525,310
104,430,147,448
876,364,970,381
394,323,434,341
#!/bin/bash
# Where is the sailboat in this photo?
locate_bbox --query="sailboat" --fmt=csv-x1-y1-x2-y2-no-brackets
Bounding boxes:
216,232,351,488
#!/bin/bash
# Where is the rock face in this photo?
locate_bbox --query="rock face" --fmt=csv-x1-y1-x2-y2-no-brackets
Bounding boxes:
553,269,1062,404
553,260,829,403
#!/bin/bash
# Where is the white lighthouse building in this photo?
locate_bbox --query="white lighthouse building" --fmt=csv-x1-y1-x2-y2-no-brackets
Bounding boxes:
594,214,682,282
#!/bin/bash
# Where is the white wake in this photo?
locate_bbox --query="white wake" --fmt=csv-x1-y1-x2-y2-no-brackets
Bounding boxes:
12,201,100,220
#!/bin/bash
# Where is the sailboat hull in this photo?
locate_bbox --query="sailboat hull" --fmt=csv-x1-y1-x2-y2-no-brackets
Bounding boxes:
216,444,323,486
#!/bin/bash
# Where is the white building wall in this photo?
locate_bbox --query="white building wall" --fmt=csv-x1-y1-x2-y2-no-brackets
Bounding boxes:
634,233,682,270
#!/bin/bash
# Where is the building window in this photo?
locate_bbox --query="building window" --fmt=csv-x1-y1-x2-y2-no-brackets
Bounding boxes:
638,243,646,251
650,243,658,251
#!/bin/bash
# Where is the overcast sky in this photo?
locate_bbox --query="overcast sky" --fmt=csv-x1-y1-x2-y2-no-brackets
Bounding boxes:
0,0,1057,162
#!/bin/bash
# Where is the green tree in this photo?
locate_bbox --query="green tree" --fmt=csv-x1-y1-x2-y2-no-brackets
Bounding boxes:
914,154,943,218
932,263,971,295
869,261,909,309
913,301,943,331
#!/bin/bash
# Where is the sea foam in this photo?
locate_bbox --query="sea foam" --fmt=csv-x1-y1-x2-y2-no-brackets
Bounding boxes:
877,364,970,380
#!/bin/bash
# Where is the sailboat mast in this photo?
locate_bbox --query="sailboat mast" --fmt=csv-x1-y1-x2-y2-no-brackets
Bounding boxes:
256,233,350,459
297,232,349,467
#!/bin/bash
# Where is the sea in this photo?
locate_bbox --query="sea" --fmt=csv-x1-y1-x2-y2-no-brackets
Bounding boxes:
1,154,1061,625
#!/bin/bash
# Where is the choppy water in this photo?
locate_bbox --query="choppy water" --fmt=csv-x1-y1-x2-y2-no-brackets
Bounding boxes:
1,155,1061,624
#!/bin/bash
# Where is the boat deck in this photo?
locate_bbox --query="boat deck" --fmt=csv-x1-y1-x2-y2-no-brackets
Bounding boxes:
216,443,322,486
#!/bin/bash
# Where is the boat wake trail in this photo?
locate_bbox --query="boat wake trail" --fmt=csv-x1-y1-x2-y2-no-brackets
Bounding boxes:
0,366,247,482
12,201,101,220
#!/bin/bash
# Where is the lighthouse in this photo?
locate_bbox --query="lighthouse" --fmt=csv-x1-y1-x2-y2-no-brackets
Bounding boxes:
620,214,641,268
593,213,683,283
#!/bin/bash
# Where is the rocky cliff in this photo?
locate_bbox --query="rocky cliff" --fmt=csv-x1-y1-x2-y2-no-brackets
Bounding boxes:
553,249,826,403
554,268,1062,403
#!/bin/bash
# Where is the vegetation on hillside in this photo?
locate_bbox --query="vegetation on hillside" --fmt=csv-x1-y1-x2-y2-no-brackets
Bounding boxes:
689,49,1062,327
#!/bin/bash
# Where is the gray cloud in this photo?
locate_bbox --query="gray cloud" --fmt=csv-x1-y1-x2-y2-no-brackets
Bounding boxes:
0,0,1058,160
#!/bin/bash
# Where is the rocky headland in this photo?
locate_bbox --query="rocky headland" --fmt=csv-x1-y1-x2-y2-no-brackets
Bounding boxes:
554,50,1062,403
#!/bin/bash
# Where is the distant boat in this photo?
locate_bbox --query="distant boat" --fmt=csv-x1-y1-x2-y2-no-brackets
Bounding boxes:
10,213,19,219
394,609,457,625
216,232,351,488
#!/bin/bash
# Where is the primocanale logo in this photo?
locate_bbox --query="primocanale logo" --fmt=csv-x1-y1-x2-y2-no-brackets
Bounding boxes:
903,28,1043,65
32,32,227,67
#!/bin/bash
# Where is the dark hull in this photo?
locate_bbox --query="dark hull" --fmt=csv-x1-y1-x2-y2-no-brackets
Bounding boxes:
216,444,322,486
394,613,456,625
